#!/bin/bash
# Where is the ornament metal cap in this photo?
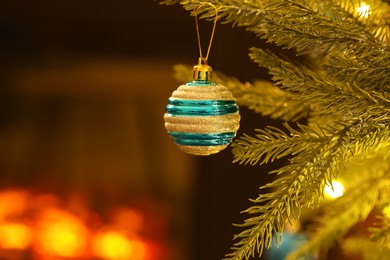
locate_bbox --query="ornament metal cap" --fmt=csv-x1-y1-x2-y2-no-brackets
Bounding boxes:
193,58,212,81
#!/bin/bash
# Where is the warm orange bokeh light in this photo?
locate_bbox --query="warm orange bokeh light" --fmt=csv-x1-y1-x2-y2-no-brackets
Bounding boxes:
0,189,30,219
111,208,144,232
92,230,147,260
0,222,32,250
34,208,89,258
0,188,162,259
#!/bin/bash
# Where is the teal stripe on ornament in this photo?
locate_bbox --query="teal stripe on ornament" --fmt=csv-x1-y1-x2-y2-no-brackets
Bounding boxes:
186,80,215,86
169,132,235,146
166,99,239,116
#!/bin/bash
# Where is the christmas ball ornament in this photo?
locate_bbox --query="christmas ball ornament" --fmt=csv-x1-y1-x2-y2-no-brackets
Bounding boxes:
266,232,314,260
164,58,240,156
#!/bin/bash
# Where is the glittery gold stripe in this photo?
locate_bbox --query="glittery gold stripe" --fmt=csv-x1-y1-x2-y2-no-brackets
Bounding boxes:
171,84,235,100
175,144,228,156
164,113,240,134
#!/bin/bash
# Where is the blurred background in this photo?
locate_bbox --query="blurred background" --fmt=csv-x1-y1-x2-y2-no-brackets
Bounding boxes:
0,1,276,259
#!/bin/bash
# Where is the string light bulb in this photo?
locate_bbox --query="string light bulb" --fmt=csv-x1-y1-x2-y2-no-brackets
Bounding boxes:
324,181,345,199
356,2,371,18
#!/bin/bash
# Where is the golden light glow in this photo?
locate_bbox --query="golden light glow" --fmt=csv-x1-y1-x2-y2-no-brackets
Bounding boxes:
92,230,146,260
285,219,301,233
383,205,390,218
324,181,345,199
0,222,32,250
34,208,89,258
0,188,160,259
356,3,371,18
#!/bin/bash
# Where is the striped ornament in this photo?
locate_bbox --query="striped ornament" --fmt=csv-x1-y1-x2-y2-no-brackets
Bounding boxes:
164,80,240,156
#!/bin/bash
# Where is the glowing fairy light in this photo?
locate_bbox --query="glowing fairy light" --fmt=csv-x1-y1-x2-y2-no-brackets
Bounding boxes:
324,181,345,199
92,230,147,260
0,222,32,250
383,205,390,218
356,3,371,18
34,208,89,258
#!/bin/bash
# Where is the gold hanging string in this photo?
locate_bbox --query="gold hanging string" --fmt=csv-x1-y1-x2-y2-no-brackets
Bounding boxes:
194,6,218,63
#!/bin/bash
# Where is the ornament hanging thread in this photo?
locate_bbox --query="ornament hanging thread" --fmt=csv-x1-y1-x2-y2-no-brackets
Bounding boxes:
164,7,240,156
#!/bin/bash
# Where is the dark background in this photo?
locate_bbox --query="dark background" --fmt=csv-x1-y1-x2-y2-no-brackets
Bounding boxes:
0,1,277,259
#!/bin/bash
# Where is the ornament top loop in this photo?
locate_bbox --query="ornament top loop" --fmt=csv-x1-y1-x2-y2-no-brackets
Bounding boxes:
194,5,218,63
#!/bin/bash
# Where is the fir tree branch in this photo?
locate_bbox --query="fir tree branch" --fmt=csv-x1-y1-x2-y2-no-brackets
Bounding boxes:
287,158,387,259
232,123,329,165
368,173,390,248
230,122,390,259
215,71,309,121
227,121,358,259
324,50,390,91
343,237,390,259
249,47,390,127
172,64,193,83
370,216,390,248
169,0,389,57
290,144,390,258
